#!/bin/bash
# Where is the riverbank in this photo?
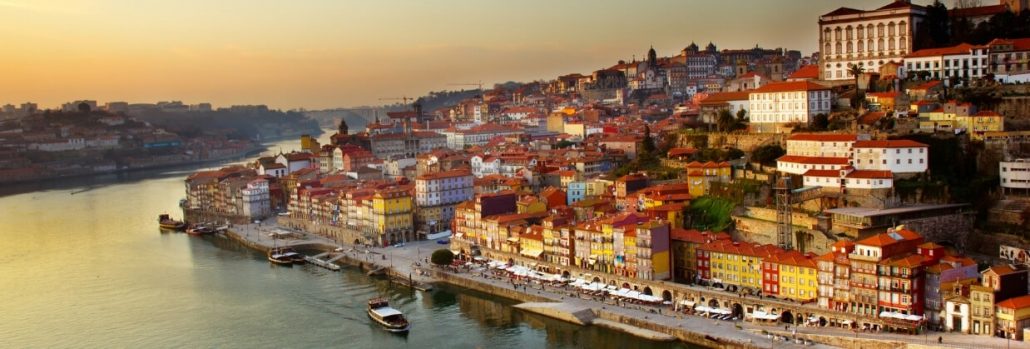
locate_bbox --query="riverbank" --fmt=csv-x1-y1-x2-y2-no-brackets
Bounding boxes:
217,219,821,349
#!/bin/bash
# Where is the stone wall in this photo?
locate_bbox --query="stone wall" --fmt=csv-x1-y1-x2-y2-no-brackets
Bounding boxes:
899,212,973,249
759,329,905,349
595,310,761,349
740,206,819,228
277,216,365,245
706,132,785,153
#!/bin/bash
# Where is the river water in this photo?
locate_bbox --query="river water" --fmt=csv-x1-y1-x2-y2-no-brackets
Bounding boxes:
0,136,693,349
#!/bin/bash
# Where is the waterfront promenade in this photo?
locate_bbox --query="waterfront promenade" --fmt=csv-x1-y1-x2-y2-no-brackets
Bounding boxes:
224,221,1026,349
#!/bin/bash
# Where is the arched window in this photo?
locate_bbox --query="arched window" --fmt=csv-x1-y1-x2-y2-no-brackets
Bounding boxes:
878,38,884,52
835,27,842,41
889,38,896,51
868,39,875,53
824,43,831,54
877,23,885,37
899,37,907,51
858,41,864,53
823,28,831,42
836,42,842,55
847,41,853,53
888,22,896,36
846,26,853,40
898,21,907,36
857,25,865,39
867,25,874,38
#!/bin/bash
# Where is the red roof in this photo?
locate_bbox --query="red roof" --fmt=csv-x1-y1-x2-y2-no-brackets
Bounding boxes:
667,147,697,157
907,43,981,58
910,80,942,91
699,91,750,104
858,112,886,125
752,81,830,93
997,294,1030,310
788,65,820,80
787,133,858,142
852,139,927,148
950,4,1008,18
777,155,851,165
866,92,899,99
988,38,1030,51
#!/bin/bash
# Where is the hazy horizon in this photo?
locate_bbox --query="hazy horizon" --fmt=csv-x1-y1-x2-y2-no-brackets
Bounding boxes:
0,0,939,110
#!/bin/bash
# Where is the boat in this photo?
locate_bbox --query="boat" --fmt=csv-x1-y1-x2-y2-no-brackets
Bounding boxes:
367,298,410,333
158,214,186,231
267,248,305,265
186,224,214,236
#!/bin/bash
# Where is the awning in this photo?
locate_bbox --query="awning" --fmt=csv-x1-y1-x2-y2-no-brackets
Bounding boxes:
679,300,696,307
454,233,464,239
520,249,543,258
506,237,519,243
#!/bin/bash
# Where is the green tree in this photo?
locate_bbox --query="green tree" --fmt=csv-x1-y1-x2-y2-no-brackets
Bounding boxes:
811,113,829,131
751,144,785,166
431,249,455,266
736,109,748,122
716,109,735,132
848,65,865,91
641,124,656,157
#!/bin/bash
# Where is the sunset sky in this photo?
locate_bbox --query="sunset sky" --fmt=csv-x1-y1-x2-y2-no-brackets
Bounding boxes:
0,0,937,110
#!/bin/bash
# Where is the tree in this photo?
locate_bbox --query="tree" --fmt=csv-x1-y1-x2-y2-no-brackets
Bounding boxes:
641,124,656,156
431,249,455,266
751,144,785,166
77,102,91,113
735,109,748,123
848,65,865,91
716,109,735,132
811,113,830,131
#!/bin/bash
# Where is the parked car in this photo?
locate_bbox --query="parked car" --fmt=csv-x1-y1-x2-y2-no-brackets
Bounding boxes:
436,239,450,245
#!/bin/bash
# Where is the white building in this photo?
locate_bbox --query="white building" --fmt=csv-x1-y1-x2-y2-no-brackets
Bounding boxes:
819,1,926,80
748,81,833,133
850,139,928,174
778,133,928,190
241,178,271,218
470,155,501,177
904,43,989,81
415,169,474,207
1000,159,1030,195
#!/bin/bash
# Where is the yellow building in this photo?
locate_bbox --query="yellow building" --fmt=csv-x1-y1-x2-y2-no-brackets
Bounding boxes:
372,187,414,245
547,112,565,133
956,111,1004,140
685,161,732,197
699,240,779,291
765,250,819,302
635,220,672,281
516,195,546,214
996,294,1030,340
519,225,545,259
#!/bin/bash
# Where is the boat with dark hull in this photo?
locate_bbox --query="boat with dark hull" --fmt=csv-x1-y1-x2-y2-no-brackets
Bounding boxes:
158,214,186,231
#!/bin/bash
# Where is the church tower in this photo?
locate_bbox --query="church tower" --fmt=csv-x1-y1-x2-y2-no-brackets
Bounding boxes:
647,46,657,68
337,118,349,136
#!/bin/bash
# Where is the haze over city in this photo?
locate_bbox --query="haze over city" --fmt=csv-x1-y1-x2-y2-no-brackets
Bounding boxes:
0,0,929,110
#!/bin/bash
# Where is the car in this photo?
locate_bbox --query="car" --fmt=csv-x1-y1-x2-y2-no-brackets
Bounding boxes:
436,239,450,245
393,242,405,248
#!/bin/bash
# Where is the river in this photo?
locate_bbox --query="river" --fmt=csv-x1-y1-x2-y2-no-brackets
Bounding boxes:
0,136,693,349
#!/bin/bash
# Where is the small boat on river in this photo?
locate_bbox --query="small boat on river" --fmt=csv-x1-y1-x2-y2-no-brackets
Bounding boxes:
367,298,410,333
186,224,214,236
268,248,305,265
158,214,186,231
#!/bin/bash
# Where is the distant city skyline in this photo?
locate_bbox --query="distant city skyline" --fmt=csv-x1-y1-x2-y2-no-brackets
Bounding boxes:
0,0,941,110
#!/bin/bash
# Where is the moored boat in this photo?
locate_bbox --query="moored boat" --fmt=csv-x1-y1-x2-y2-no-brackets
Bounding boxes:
367,298,410,333
158,214,186,231
186,224,214,236
267,250,294,265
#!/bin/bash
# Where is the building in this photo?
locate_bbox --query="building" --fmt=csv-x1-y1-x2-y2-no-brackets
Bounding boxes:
369,131,447,160
763,250,819,303
371,187,414,245
819,1,926,81
415,169,474,237
996,294,1030,340
748,81,833,133
904,43,989,81
1001,159,1030,196
241,178,271,219
986,38,1030,82
670,229,730,283
698,91,750,127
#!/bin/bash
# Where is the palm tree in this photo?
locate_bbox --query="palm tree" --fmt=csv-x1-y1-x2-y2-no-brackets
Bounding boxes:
848,65,865,90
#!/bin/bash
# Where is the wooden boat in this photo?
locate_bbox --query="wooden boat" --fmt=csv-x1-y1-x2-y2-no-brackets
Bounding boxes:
267,250,294,265
158,214,186,231
367,298,410,333
186,224,214,236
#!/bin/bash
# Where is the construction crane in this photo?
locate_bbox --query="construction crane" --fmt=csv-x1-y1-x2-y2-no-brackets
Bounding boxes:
447,81,484,92
378,96,415,106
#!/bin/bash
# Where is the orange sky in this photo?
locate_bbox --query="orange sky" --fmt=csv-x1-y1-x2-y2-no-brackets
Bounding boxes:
0,0,936,110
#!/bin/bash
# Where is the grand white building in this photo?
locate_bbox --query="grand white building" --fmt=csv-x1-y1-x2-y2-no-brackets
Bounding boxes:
819,1,926,80
748,81,833,133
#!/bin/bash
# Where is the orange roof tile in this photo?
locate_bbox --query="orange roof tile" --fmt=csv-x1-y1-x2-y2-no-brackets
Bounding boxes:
787,133,858,142
852,140,927,148
996,294,1030,310
753,81,830,93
